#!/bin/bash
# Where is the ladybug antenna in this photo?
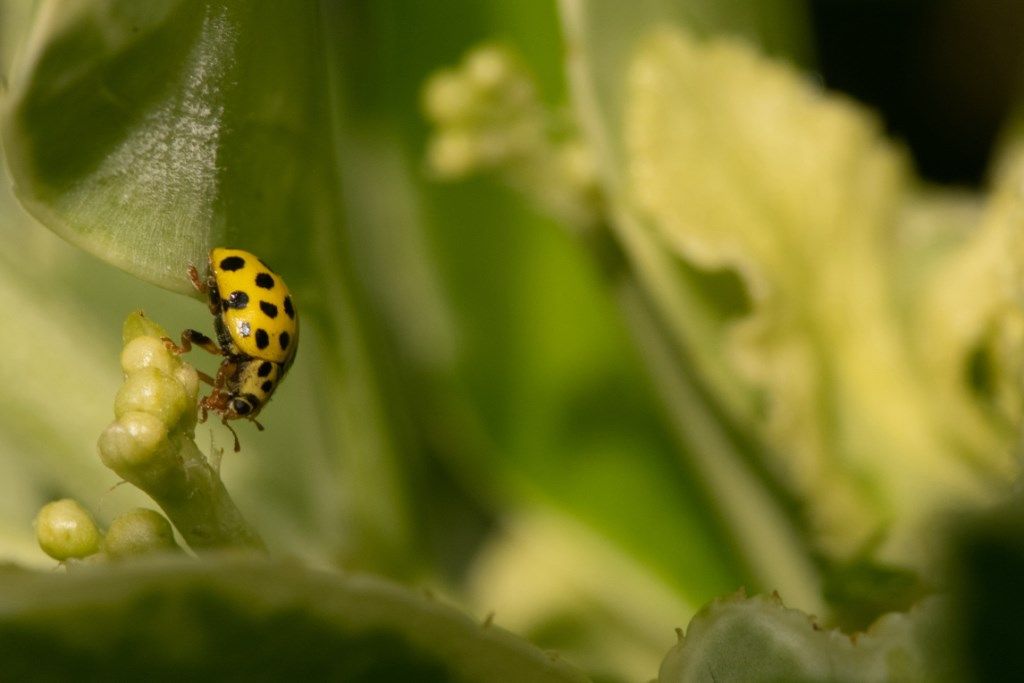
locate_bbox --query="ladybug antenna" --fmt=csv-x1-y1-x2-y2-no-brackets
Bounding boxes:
220,416,241,452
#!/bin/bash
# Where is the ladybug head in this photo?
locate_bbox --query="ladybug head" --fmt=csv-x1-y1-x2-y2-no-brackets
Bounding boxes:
230,395,258,419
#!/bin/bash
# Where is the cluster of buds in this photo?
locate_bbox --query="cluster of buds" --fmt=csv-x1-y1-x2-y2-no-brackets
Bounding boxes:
99,311,200,478
34,499,179,563
34,311,263,565
423,44,603,229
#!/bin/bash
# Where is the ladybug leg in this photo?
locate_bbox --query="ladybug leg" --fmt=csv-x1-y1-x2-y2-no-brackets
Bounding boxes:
195,369,216,386
214,360,237,387
187,264,206,295
166,329,221,356
200,373,235,417
197,398,210,424
188,265,223,317
221,415,241,452
204,292,220,317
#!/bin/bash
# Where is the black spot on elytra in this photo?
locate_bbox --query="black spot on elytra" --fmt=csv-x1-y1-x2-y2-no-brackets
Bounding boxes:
279,331,291,351
260,301,278,318
255,273,275,289
225,291,249,309
260,380,274,393
255,329,270,350
238,320,252,337
232,398,252,415
283,296,295,319
257,361,273,377
220,256,245,271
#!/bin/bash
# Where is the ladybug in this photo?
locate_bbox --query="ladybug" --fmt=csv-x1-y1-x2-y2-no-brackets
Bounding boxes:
167,248,298,450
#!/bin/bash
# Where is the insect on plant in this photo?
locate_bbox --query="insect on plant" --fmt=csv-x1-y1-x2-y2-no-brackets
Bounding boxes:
166,248,299,451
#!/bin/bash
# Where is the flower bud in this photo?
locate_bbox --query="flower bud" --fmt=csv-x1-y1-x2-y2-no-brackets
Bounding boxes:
35,499,101,561
422,43,601,230
103,508,179,559
465,45,513,93
121,310,170,345
423,69,475,125
114,366,190,427
174,363,200,405
121,335,177,376
428,130,479,178
98,411,169,470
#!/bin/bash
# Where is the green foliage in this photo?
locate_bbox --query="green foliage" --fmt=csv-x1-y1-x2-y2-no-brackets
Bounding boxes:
659,593,958,682
625,26,1020,567
821,559,930,633
422,43,601,228
3,0,332,294
3,0,1024,680
0,557,591,682
559,0,1024,623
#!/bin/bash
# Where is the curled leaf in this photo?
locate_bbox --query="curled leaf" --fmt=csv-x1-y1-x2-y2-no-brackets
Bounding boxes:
625,27,1020,565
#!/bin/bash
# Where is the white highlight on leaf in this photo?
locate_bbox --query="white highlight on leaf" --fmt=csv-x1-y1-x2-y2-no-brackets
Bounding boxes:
53,5,237,289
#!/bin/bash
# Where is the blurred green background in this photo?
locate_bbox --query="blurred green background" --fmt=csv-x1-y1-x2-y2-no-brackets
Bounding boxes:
2,1,1024,681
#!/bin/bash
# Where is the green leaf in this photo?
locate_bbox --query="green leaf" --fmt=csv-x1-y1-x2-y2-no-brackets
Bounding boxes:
0,557,592,682
625,26,1021,568
0,241,125,563
663,593,958,683
560,0,811,185
658,593,959,683
465,509,713,682
3,0,426,575
370,10,751,678
559,0,823,612
3,0,327,293
561,0,1024,604
408,7,754,676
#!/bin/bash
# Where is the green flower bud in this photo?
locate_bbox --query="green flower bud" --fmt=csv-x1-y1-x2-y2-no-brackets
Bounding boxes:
121,335,177,377
428,130,479,178
464,45,513,93
174,363,200,405
103,508,180,559
422,69,475,125
35,499,102,561
121,310,170,345
114,366,190,428
422,43,602,230
475,130,519,165
98,411,170,470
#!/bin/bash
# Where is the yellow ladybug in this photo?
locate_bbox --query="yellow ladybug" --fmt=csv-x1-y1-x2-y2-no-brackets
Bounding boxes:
168,248,298,450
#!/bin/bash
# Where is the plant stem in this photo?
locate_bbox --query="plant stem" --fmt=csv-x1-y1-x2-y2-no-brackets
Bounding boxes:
101,431,265,553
